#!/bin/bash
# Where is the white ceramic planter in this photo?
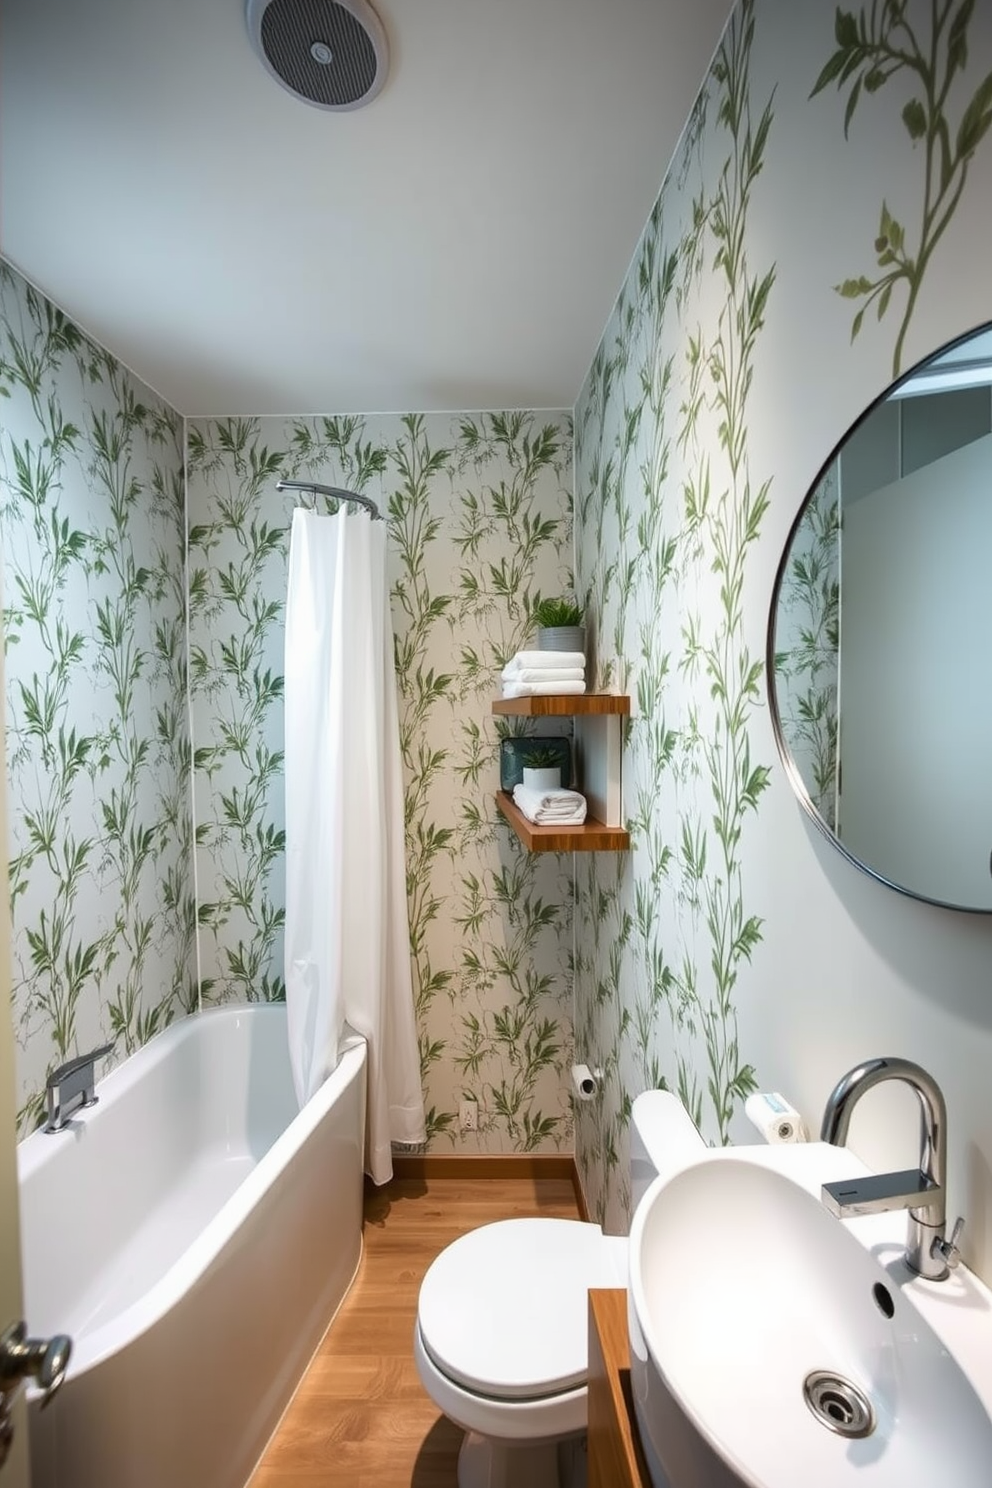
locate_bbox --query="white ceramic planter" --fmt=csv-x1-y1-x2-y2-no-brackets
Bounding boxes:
522,766,561,792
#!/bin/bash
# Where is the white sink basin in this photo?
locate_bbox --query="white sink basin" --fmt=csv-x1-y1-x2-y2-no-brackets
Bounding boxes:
628,1149,992,1488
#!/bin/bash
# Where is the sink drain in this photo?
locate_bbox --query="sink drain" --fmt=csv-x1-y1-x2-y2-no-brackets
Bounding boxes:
802,1371,876,1438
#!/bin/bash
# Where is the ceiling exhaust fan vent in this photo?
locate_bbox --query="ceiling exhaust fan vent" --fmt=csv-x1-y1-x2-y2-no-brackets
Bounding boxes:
246,0,388,112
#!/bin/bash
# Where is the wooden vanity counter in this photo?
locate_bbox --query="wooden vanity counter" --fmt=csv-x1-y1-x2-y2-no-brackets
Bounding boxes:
587,1289,652,1488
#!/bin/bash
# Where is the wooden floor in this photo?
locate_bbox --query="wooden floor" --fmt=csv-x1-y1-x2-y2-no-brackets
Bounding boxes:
250,1173,581,1488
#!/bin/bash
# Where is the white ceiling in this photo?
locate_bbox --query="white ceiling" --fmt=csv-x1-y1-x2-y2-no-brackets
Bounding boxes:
0,0,733,416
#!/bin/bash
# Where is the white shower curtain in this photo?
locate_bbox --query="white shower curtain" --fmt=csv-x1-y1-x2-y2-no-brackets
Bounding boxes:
284,506,425,1184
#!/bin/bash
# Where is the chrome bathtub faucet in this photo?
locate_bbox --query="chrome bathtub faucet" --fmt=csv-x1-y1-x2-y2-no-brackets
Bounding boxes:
819,1057,964,1281
44,1043,113,1132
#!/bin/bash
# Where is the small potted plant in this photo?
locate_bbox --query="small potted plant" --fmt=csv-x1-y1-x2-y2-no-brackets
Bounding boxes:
533,596,585,654
521,743,563,792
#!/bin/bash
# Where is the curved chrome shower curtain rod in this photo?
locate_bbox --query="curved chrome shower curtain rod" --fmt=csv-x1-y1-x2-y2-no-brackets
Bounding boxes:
277,478,382,521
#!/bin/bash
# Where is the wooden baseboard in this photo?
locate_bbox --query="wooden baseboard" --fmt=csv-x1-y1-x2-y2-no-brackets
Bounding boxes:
390,1153,590,1219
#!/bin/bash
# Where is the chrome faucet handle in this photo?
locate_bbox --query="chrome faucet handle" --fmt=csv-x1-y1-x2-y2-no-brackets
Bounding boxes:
44,1042,115,1131
46,1043,114,1090
932,1215,965,1271
820,1056,951,1280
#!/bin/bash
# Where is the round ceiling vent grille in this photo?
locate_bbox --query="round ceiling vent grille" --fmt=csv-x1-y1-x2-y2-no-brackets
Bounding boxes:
246,0,388,112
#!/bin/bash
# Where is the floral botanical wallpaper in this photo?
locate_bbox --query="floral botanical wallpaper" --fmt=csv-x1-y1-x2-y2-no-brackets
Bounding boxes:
0,261,195,1133
0,264,575,1151
574,3,774,1220
186,411,575,1150
573,0,992,1235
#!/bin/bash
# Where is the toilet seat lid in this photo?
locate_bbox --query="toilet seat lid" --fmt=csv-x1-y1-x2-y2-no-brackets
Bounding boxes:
418,1218,625,1401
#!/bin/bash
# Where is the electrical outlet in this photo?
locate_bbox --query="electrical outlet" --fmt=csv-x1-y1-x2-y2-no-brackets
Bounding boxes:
459,1100,478,1132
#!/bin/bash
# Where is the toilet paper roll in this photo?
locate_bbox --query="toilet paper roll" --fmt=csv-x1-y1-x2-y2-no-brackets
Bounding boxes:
571,1063,598,1101
744,1091,806,1144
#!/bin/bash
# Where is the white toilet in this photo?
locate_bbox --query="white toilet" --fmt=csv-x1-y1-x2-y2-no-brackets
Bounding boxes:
413,1091,705,1488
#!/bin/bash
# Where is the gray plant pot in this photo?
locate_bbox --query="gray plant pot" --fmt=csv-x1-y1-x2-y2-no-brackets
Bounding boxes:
537,625,585,654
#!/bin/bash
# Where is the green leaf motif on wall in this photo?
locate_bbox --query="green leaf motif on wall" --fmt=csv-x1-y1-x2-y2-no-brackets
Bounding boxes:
187,416,293,1006
449,413,573,1151
813,0,992,375
388,413,458,1140
0,263,194,1131
675,0,771,1145
188,409,574,1154
572,0,774,1226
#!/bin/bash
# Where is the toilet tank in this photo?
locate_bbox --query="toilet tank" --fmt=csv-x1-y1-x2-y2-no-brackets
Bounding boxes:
630,1090,706,1210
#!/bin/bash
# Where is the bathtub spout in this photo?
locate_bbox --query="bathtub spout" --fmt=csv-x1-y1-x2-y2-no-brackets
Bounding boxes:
45,1044,113,1132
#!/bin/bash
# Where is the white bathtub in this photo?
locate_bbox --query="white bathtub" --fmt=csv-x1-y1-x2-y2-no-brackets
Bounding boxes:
17,1005,366,1488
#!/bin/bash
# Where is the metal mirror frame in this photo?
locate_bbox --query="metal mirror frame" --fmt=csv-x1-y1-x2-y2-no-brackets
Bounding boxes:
766,322,992,916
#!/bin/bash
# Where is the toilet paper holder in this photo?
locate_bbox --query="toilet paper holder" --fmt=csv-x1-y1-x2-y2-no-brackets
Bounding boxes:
571,1063,602,1101
744,1090,806,1143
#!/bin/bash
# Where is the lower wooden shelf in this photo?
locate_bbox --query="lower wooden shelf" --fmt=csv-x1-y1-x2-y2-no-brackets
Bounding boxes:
495,792,630,852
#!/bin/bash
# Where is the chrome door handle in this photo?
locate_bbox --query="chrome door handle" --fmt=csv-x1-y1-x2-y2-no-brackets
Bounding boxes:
0,1320,72,1404
0,1319,72,1471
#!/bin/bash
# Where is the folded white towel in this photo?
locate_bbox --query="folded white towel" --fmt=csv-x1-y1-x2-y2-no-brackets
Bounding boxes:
512,803,587,826
512,785,588,825
502,680,587,698
515,787,585,810
505,650,586,672
500,665,585,684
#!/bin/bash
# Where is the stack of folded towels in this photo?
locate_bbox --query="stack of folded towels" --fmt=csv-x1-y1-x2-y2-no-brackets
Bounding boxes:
501,650,586,698
512,783,587,826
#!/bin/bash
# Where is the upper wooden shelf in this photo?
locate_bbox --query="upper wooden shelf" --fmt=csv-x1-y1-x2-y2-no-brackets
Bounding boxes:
492,693,630,718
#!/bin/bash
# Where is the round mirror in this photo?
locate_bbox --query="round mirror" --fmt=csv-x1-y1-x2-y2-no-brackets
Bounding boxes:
769,323,992,912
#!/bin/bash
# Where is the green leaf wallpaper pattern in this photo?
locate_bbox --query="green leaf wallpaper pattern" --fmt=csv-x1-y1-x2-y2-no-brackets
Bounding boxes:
186,416,291,1007
0,261,196,1133
186,410,576,1151
573,0,774,1227
812,0,992,375
0,273,575,1154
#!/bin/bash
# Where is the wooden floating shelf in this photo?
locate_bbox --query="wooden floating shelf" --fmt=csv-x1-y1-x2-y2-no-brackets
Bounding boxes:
495,791,630,853
491,694,630,851
492,693,631,718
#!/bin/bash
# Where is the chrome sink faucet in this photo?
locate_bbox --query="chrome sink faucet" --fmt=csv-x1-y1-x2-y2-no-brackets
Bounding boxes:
819,1057,963,1281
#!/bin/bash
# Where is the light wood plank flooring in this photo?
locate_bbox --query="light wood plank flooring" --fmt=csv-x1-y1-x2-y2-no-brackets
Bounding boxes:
250,1173,581,1488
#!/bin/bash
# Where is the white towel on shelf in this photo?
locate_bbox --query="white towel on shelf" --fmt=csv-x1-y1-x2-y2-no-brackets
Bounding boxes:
500,665,585,685
502,679,587,698
512,785,588,825
504,650,586,672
